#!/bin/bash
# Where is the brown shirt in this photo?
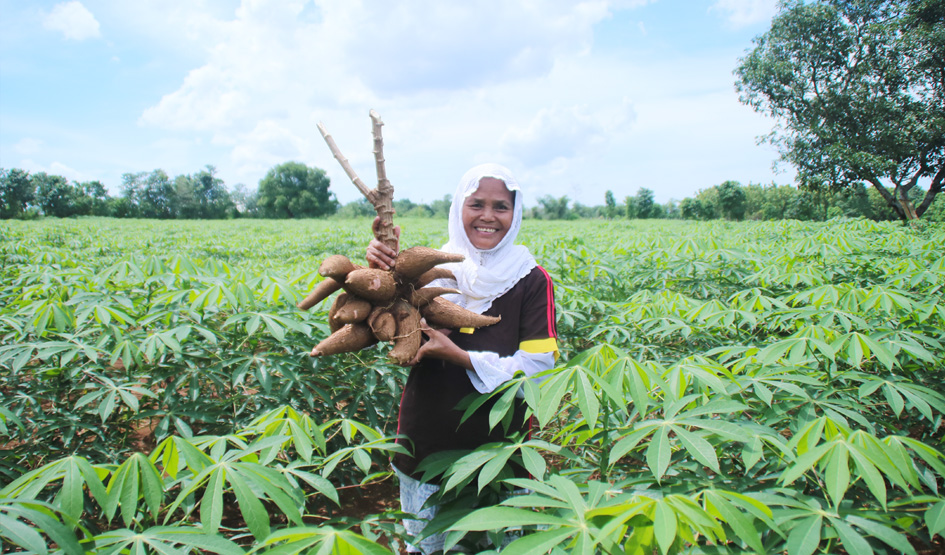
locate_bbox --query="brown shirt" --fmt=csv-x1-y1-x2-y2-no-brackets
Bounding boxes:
393,265,557,479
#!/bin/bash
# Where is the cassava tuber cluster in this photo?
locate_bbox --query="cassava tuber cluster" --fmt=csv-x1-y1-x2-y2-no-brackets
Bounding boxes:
299,247,500,364
302,111,500,364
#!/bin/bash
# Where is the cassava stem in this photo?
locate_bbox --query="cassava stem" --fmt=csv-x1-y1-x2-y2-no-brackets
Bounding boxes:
317,112,397,252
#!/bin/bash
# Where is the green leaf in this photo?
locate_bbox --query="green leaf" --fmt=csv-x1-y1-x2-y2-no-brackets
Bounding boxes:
477,448,513,493
704,491,765,553
646,425,671,482
672,425,720,473
488,385,518,432
848,446,887,510
828,516,874,555
450,506,569,530
926,501,945,538
519,446,547,481
228,467,270,540
781,442,833,486
653,500,678,555
537,371,571,428
499,527,576,555
824,445,850,507
574,370,600,426
201,468,225,534
846,515,917,555
787,515,822,555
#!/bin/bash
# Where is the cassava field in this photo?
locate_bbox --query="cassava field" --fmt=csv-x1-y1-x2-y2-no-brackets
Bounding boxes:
1,217,944,555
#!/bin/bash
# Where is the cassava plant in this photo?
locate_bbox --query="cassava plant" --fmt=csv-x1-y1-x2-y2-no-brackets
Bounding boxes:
301,112,499,363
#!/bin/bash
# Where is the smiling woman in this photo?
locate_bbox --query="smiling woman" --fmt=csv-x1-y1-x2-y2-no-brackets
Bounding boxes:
366,163,560,553
461,177,514,250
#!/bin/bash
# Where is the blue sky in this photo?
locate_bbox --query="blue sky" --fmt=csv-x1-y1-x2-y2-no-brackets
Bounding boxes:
0,0,793,207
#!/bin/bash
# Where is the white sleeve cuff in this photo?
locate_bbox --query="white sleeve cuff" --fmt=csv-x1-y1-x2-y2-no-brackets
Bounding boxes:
466,350,556,394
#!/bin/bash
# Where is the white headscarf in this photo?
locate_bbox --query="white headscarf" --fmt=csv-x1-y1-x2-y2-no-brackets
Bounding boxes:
439,163,536,314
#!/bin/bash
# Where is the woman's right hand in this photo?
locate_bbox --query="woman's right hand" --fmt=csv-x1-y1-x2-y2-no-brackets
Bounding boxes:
366,217,400,270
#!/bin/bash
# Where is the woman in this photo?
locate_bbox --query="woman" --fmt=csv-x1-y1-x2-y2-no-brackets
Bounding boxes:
367,163,558,553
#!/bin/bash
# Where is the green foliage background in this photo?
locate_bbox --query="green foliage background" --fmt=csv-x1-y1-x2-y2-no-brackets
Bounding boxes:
1,217,943,554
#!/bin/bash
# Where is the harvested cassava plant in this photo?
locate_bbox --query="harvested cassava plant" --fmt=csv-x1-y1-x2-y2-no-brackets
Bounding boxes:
302,111,499,362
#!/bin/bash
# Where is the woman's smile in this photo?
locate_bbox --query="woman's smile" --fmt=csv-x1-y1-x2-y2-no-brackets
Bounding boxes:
462,177,514,250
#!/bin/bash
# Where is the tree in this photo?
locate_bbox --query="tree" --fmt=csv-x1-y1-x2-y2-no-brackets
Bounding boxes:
33,172,78,218
716,180,747,220
536,195,572,220
1,168,34,219
624,195,637,219
604,190,617,218
230,184,257,217
122,170,176,219
760,184,799,220
635,188,655,219
257,162,337,218
735,0,945,220
175,166,234,219
429,195,452,218
74,180,111,216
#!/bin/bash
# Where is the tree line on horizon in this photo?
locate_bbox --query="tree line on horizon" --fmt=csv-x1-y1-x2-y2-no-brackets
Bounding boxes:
3,0,943,225
3,162,944,223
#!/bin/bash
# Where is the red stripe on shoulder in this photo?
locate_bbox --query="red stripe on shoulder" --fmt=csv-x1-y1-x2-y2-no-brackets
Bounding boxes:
535,265,557,338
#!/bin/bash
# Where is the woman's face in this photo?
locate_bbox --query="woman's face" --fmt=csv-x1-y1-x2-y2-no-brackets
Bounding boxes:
462,177,515,250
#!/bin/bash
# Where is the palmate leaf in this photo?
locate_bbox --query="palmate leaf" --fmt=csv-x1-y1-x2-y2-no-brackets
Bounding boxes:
701,490,774,554
0,498,84,555
0,456,107,521
253,525,396,555
92,525,243,555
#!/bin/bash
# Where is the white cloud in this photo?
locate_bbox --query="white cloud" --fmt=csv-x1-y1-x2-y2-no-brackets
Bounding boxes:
43,1,101,40
123,0,788,204
710,0,778,28
227,120,308,181
14,138,44,156
500,101,636,167
18,159,86,182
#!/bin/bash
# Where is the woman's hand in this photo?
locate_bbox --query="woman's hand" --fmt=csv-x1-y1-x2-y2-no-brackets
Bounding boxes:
366,217,400,270
407,321,473,370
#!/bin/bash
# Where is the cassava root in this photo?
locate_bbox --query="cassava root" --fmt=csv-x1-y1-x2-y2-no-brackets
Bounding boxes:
302,111,500,363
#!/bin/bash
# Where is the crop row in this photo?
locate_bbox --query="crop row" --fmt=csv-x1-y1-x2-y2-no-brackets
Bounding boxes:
0,217,943,554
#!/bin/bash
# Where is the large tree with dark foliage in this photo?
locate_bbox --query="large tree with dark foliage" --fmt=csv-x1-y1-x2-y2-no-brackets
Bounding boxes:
175,165,235,219
0,168,34,219
256,162,337,218
33,172,78,218
735,0,945,220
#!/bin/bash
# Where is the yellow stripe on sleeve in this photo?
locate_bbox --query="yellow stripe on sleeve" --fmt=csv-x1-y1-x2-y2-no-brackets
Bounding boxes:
520,338,559,360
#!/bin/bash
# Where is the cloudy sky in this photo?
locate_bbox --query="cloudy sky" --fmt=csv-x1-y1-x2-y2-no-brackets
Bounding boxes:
0,0,793,207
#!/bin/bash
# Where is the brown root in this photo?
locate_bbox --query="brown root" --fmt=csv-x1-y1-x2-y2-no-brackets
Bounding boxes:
388,300,422,365
344,268,397,303
394,246,464,282
327,292,349,332
298,278,343,310
334,296,373,324
421,297,501,329
319,254,359,281
310,323,377,357
367,306,396,342
416,266,456,288
409,286,461,308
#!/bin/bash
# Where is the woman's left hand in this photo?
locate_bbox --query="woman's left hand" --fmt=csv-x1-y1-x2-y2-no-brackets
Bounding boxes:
408,321,473,370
